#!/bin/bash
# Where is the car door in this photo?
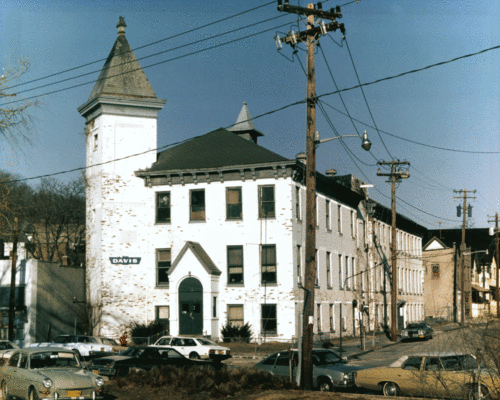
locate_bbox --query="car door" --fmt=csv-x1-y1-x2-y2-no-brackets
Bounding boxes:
3,352,21,397
421,356,446,398
171,338,188,357
159,348,195,368
270,352,294,380
139,348,163,370
397,356,424,396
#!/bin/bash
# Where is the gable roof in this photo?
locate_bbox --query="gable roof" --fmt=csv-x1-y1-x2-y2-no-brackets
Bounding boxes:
423,236,450,251
88,19,157,101
144,128,290,173
169,241,221,277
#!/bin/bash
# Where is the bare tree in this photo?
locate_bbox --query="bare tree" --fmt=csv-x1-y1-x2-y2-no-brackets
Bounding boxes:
0,60,39,146
26,177,85,266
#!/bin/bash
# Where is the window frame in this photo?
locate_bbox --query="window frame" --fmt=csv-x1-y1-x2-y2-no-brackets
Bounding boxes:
326,251,332,288
226,187,242,220
338,205,343,235
155,191,171,224
227,304,244,327
261,244,277,284
156,248,171,287
259,185,276,219
295,186,301,221
261,304,277,335
326,199,331,231
190,189,206,222
227,245,244,285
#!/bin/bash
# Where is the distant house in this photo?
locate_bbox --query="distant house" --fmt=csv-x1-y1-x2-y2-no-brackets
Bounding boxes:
424,228,497,321
0,239,85,344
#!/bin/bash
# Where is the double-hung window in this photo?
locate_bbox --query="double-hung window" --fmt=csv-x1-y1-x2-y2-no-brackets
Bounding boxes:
156,249,171,286
228,305,244,327
295,186,301,220
326,251,331,288
338,205,342,234
259,185,275,218
156,192,171,223
190,189,205,221
339,254,344,289
226,187,242,220
261,304,277,335
261,245,277,284
227,246,244,285
326,200,331,230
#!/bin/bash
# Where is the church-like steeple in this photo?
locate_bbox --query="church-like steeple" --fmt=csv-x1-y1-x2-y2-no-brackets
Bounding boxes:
228,102,264,144
87,17,157,101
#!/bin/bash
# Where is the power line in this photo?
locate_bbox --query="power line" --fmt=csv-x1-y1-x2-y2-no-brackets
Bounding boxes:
6,14,288,99
2,99,307,185
7,2,276,92
344,37,393,159
319,100,500,154
317,43,500,102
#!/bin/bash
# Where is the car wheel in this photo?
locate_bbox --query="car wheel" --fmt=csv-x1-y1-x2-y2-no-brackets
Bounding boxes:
318,379,334,392
469,385,490,400
29,387,39,400
382,382,400,397
189,352,201,360
2,381,9,400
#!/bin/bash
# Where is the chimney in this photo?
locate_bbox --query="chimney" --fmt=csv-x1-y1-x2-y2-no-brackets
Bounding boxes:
325,168,337,177
296,152,306,165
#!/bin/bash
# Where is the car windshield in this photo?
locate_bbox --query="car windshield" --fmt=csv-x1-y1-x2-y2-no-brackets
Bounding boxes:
196,338,217,346
30,352,80,368
120,348,145,357
312,351,344,366
156,337,171,346
100,338,119,346
406,323,425,329
0,342,14,350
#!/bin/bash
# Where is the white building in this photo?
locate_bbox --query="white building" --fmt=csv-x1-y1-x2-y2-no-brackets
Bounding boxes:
78,18,426,341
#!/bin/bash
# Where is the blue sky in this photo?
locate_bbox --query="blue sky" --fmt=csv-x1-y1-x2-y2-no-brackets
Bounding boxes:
1,0,499,231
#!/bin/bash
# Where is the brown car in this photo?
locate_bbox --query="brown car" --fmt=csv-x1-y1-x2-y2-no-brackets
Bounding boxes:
355,352,499,399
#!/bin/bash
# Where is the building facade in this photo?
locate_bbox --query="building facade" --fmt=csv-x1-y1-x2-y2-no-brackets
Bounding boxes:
79,19,426,341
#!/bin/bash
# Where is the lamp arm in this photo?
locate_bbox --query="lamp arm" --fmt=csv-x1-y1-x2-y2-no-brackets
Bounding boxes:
317,135,361,144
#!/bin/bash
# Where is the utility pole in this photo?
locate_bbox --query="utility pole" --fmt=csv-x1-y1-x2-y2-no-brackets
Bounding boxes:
377,161,409,341
8,217,19,342
487,213,499,318
276,0,344,391
454,189,476,325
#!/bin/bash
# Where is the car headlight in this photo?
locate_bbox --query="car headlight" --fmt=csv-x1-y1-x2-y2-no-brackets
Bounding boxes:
418,330,424,335
95,376,104,387
42,378,53,388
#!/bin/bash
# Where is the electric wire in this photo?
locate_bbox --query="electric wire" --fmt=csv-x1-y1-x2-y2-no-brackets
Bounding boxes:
2,99,307,184
5,14,289,100
318,43,382,165
319,100,500,155
7,2,276,91
1,20,296,107
344,37,393,159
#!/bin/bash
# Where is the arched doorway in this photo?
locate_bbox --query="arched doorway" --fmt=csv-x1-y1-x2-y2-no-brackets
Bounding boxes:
178,277,203,335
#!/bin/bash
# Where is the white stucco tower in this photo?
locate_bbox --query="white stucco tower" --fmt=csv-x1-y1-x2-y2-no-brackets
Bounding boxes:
78,17,166,336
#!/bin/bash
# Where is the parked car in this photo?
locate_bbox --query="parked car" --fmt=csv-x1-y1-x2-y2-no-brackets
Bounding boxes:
26,335,115,358
355,352,500,399
0,340,19,362
400,322,433,341
152,336,231,361
254,348,366,392
0,347,104,399
87,346,217,378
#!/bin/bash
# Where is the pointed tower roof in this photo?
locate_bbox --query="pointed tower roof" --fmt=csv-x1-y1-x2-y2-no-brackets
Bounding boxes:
228,102,264,144
88,17,157,100
78,17,166,120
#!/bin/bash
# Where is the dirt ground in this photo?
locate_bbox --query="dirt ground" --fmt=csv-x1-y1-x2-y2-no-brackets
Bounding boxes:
103,381,372,400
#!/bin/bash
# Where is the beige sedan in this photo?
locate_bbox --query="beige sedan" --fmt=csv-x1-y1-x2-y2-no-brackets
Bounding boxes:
0,347,105,399
355,352,499,399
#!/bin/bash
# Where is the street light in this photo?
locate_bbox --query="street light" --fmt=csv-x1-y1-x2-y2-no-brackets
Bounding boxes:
315,130,372,151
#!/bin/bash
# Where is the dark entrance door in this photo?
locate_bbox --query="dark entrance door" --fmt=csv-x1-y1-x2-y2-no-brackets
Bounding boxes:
179,277,203,335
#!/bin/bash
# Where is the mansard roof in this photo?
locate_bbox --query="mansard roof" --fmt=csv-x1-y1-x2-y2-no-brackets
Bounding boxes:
88,18,157,101
144,128,290,172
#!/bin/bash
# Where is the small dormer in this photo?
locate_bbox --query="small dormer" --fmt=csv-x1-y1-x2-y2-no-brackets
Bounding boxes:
228,102,264,144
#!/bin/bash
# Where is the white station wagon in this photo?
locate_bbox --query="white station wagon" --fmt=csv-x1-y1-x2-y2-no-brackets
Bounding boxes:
152,336,231,361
